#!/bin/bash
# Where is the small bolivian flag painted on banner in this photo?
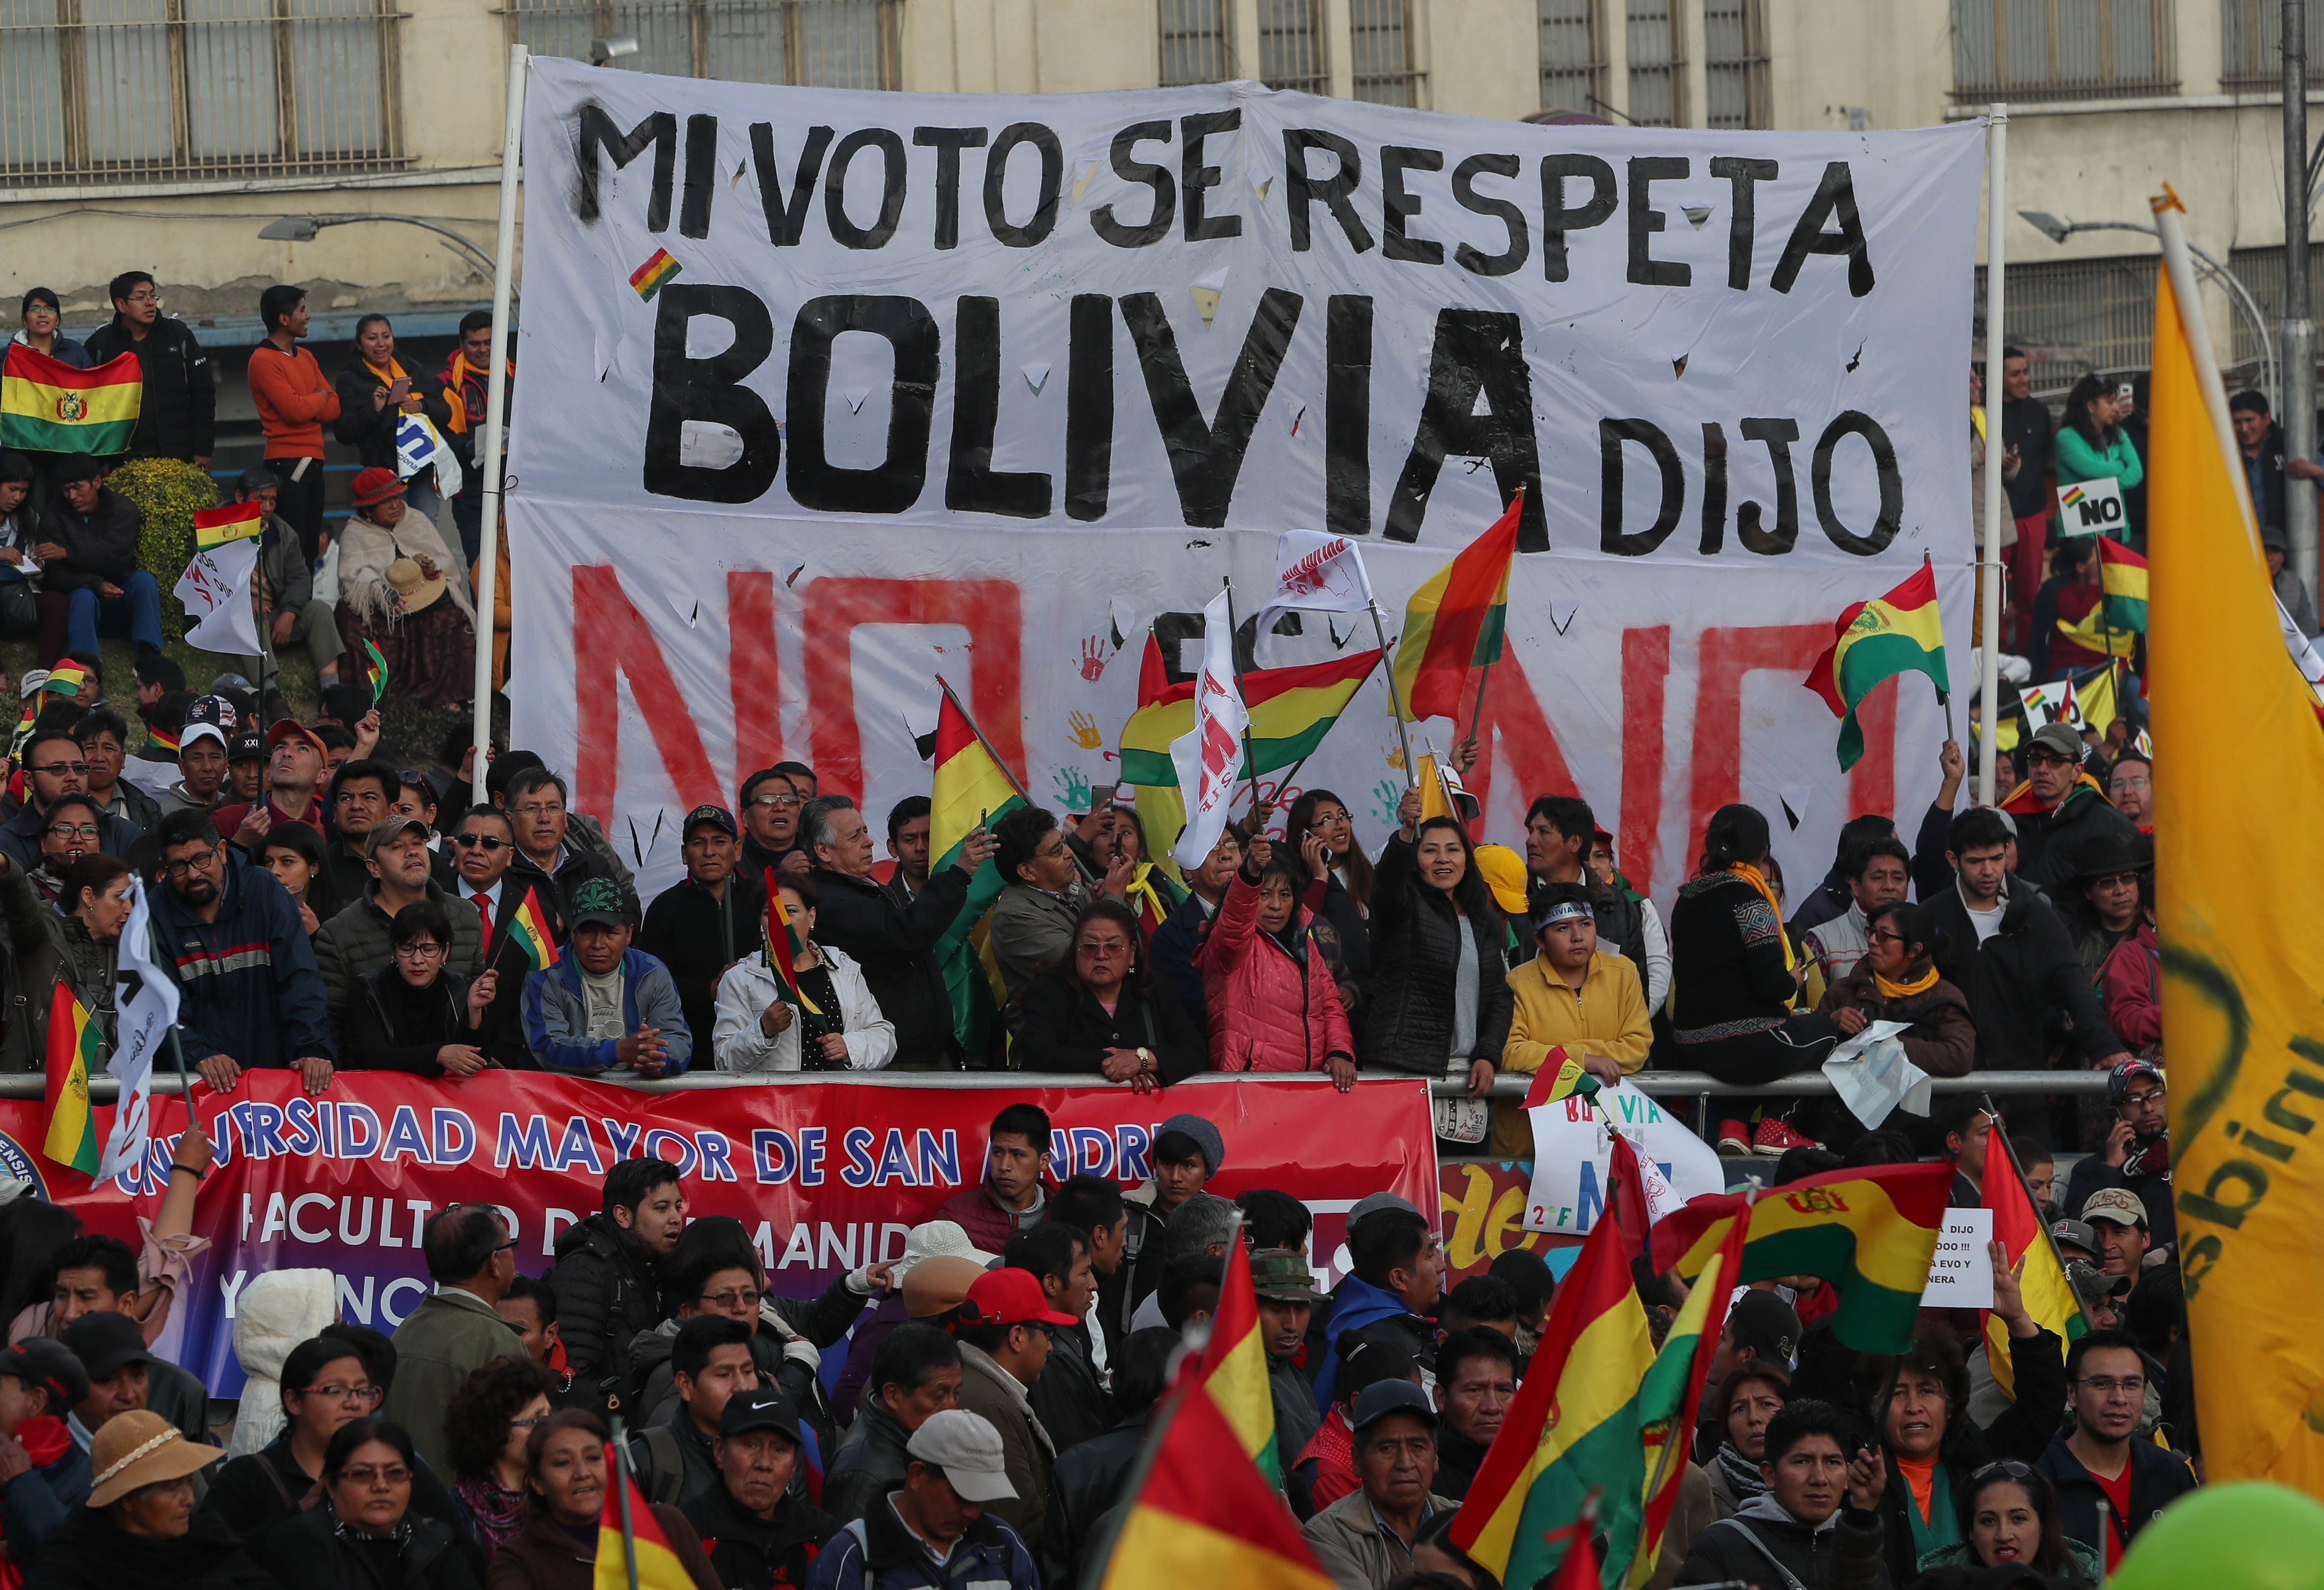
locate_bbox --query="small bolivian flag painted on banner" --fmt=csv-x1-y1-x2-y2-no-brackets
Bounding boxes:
630,248,682,301
192,501,265,549
0,345,139,454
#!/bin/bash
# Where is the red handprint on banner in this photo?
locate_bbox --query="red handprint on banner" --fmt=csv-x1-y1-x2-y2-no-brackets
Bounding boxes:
1077,636,1106,682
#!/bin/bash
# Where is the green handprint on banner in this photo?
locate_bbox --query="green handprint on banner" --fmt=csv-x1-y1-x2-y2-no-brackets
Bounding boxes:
1371,779,1401,828
1053,766,1092,810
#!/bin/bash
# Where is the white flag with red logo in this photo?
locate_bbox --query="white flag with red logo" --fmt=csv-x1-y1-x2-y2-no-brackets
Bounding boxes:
1169,589,1251,870
1255,529,1375,662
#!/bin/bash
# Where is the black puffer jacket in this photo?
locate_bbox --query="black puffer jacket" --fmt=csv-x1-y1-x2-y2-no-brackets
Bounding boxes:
37,488,141,591
1358,836,1510,1074
85,315,216,459
2013,783,2141,900
809,865,971,1066
549,1213,668,1412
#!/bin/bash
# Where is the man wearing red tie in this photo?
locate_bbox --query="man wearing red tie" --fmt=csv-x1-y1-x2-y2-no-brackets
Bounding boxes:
453,803,561,1066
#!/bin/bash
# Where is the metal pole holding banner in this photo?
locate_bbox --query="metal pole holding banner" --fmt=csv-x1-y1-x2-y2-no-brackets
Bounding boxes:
1979,103,2009,810
2286,0,2320,615
470,43,528,794
1368,603,1418,788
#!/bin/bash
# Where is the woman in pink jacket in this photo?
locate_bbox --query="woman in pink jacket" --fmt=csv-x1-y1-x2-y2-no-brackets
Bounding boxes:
1195,834,1357,1088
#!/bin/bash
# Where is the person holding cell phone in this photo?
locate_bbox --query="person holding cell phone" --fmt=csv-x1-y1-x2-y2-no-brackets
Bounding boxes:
336,312,454,520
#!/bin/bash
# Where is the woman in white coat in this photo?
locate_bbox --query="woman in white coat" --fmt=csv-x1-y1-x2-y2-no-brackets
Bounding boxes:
713,876,896,1071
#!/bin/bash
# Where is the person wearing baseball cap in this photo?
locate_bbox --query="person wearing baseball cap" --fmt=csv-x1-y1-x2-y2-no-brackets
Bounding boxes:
2049,1219,2100,1266
2010,718,2141,897
224,726,267,804
945,1270,1074,1553
312,813,485,1050
37,457,166,663
638,804,766,1062
156,702,232,820
210,715,329,853
2066,1259,2133,1330
683,1390,834,1590
2060,1059,2173,1250
2079,1188,2154,1278
1252,1248,1323,1477
804,1409,1039,1590
1303,1379,1453,1590
520,875,692,1076
0,1337,92,1549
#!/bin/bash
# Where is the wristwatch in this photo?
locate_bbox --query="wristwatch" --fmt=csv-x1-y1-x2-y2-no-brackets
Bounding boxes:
1136,1047,1156,1073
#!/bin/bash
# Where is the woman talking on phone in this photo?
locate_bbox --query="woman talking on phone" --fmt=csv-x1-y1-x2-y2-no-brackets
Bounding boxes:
335,314,453,519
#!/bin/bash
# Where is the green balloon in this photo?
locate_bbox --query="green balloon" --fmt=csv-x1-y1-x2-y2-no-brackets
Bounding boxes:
2111,1481,2324,1590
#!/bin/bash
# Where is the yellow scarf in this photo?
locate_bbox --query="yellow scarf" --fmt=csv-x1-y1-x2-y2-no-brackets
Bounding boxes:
364,355,408,386
1875,964,1939,1000
1730,863,1802,1009
1970,404,1987,442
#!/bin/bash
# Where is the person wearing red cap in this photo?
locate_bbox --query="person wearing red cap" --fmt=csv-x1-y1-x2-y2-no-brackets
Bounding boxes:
945,1268,1074,1556
213,718,330,854
334,467,477,709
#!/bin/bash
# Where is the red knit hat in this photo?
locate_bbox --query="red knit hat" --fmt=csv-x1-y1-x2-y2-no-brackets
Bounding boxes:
350,467,405,507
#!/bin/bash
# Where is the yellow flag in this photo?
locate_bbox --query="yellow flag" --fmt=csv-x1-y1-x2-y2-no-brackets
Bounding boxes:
2148,196,2324,1497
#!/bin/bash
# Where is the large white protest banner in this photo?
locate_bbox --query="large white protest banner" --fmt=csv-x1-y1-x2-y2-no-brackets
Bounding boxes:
506,61,1981,896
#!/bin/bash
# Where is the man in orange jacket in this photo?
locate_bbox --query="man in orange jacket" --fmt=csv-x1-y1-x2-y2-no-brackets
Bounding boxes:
246,284,340,561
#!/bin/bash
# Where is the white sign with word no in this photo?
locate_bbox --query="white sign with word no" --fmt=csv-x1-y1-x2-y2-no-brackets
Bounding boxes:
1920,1206,1993,1307
2055,475,2126,537
1521,1080,1726,1235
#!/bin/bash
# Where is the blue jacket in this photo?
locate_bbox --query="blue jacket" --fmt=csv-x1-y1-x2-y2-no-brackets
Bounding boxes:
804,1492,1038,1590
1310,1274,1433,1413
151,857,334,1066
1148,891,1215,1031
521,945,693,1073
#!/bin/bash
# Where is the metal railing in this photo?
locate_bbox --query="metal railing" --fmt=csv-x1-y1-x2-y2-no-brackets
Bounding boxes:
1158,0,1232,86
0,0,405,186
501,0,896,90
1951,0,2177,103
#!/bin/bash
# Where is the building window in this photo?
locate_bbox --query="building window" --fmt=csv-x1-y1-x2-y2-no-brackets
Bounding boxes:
1538,0,1604,116
1951,0,2175,101
1349,0,1418,105
1974,255,2160,398
0,0,401,185
507,0,896,89
1625,0,1682,126
1160,0,1231,85
1704,0,1768,128
2222,0,2324,87
1256,0,1325,91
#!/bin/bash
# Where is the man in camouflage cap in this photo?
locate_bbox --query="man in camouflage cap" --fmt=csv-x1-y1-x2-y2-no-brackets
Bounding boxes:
1251,1247,1321,1477
520,875,692,1074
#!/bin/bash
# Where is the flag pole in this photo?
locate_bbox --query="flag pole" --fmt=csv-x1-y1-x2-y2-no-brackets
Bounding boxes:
1369,602,1418,789
469,42,528,794
1926,553,1956,742
934,673,1099,885
1219,577,1266,820
609,1415,641,1590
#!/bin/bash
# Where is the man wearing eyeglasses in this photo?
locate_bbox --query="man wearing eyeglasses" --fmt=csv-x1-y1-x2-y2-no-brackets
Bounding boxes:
83,271,215,467
503,765,639,925
149,806,335,1096
738,767,809,882
2035,1330,2196,1574
384,1206,524,1480
0,729,136,871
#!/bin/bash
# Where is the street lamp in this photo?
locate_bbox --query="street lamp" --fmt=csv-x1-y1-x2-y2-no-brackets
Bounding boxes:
258,213,502,288
2018,210,2276,401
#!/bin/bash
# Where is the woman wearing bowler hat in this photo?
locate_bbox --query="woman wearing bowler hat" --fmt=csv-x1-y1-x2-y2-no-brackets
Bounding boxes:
334,466,476,708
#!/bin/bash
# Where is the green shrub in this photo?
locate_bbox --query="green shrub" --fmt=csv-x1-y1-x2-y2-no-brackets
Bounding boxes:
108,458,219,641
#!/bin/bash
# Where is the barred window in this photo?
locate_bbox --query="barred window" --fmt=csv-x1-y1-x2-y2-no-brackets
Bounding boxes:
1160,0,1231,85
507,0,896,90
1951,0,2175,102
1349,0,1418,105
1974,255,2159,398
1625,0,1682,126
2221,0,2324,87
0,0,400,184
1704,0,1769,128
1257,0,1325,93
1539,0,1605,117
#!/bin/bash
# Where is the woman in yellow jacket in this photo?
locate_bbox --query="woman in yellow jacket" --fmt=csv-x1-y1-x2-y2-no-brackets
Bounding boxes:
1492,882,1655,1157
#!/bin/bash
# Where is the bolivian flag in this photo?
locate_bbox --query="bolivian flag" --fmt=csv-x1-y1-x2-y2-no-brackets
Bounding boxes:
2054,602,2140,660
0,345,139,455
1452,1210,1651,1590
1391,495,1520,723
1804,561,1949,771
763,869,825,1018
1096,1379,1334,1590
1651,1161,1952,1353
191,501,263,549
505,886,559,970
42,982,101,1176
1984,1133,2085,1401
1120,651,1381,786
595,1443,695,1590
1521,1045,1601,1108
1196,1237,1278,1483
1623,1219,1746,1587
930,689,1026,1052
2098,537,2148,630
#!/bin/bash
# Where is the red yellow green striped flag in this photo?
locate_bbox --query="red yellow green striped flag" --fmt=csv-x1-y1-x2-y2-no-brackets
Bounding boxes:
1195,1234,1278,1484
1651,1161,1953,1353
629,248,683,302
1096,1378,1335,1590
1623,1214,1747,1588
929,686,1026,1051
1804,559,1950,771
595,1442,696,1590
1451,1209,1651,1590
763,868,825,1018
1119,650,1381,787
0,345,140,455
1391,494,1520,723
42,982,101,1176
506,885,559,971
362,639,389,703
1985,1130,2086,1401
147,721,180,755
191,501,264,549
1521,1045,1602,1107
2097,536,2149,631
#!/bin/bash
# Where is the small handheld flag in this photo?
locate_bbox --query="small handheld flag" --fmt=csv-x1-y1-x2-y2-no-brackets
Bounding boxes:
763,870,824,1017
1521,1047,1601,1108
363,639,389,703
595,1438,695,1590
191,501,264,550
1804,560,1950,770
42,982,101,1176
505,886,559,971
